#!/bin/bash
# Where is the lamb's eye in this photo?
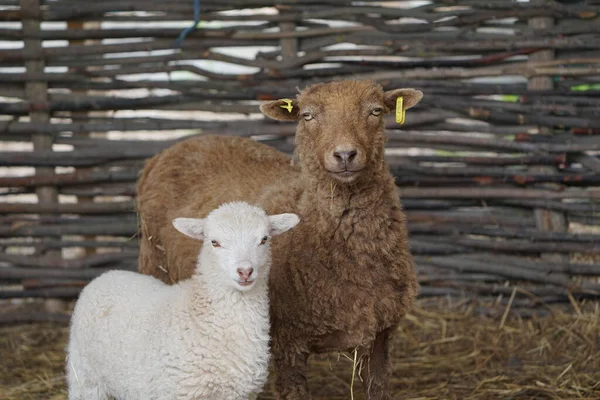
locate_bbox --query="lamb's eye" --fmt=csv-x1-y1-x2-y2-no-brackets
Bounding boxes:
302,112,313,121
260,236,268,245
211,240,221,248
371,108,383,116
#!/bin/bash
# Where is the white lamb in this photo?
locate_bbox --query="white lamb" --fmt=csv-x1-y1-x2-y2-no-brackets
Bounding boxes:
66,201,300,400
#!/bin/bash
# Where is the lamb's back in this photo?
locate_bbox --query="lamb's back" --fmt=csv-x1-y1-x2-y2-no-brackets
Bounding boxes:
73,270,169,324
69,270,177,399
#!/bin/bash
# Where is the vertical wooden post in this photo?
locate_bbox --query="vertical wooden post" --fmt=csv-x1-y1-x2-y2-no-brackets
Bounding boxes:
22,0,58,235
21,0,57,212
68,20,101,257
527,16,568,263
21,0,64,312
279,21,298,63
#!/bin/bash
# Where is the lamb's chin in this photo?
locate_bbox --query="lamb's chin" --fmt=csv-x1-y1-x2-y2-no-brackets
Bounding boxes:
234,280,256,291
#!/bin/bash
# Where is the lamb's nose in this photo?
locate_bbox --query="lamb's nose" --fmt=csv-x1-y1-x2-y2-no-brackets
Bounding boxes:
237,268,253,281
333,149,358,166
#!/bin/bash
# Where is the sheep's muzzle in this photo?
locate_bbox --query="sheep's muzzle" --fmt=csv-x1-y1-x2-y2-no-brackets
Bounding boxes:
324,145,366,183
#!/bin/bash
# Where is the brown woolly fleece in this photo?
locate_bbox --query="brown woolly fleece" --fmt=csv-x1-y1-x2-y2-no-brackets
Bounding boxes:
136,80,422,400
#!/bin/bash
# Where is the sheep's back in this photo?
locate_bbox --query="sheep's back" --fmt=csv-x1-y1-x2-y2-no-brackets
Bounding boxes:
137,135,297,283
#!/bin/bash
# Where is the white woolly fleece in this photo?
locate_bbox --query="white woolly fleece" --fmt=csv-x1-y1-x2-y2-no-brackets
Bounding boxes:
66,202,299,400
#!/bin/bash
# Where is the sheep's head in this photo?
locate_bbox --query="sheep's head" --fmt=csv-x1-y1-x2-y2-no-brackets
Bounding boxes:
260,80,423,184
172,202,299,292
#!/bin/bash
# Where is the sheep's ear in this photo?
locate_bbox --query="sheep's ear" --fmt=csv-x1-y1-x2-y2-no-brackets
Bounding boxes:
383,88,423,112
268,213,300,236
259,99,298,121
172,217,206,240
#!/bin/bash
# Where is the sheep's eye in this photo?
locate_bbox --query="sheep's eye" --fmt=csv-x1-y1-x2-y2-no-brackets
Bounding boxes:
260,236,268,245
211,240,221,248
302,112,313,121
371,108,383,116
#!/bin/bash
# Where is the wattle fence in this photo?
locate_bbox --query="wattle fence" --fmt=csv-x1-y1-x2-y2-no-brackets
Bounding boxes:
2,0,600,317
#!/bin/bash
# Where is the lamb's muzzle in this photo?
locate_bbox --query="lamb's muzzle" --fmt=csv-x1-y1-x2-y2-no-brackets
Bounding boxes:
236,265,254,284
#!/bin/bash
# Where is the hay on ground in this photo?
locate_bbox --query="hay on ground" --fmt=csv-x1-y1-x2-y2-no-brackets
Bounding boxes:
1,299,599,400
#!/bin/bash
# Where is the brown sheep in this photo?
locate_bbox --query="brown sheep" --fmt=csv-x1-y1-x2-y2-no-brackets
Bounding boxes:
136,80,422,400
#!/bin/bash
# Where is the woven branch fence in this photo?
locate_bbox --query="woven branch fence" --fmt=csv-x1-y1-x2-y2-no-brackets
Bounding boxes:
1,0,600,319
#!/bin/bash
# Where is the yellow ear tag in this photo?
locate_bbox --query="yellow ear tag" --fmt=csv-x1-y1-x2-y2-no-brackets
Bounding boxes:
279,98,294,113
395,97,405,124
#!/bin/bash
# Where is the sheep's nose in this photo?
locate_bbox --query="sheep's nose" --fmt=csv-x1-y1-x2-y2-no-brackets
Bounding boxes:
333,149,358,166
237,267,254,281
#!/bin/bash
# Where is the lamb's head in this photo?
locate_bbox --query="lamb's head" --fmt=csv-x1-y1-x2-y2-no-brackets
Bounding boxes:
260,80,423,184
172,202,299,291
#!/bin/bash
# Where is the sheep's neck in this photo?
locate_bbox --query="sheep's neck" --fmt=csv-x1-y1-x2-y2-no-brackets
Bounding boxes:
300,162,395,215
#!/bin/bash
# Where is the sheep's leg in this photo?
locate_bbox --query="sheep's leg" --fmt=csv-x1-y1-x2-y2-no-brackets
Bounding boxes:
272,347,311,400
359,327,394,400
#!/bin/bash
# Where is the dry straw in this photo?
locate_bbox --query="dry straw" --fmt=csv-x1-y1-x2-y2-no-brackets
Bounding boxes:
2,298,599,400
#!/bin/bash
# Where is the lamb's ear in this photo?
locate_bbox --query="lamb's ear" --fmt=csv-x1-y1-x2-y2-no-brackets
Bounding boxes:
259,99,299,121
172,217,206,240
383,88,423,112
268,213,300,236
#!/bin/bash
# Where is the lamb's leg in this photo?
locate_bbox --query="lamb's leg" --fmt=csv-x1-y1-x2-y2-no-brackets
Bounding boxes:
69,385,111,400
359,327,394,400
67,352,110,400
272,343,311,400
67,368,110,400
